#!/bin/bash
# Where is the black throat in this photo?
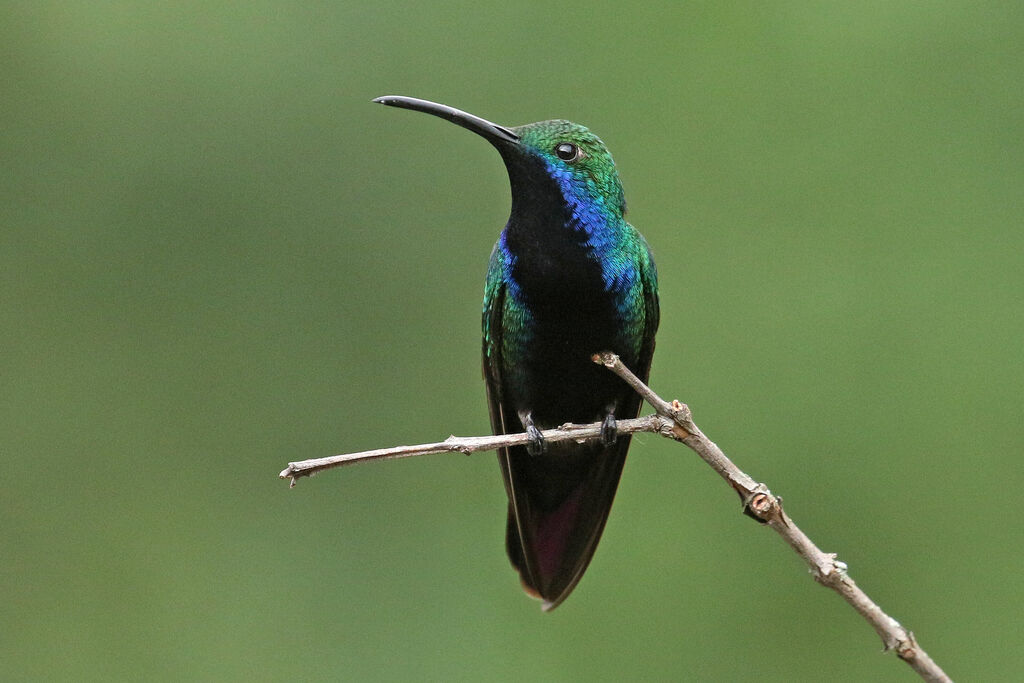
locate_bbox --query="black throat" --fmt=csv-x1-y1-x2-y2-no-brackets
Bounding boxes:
500,152,610,321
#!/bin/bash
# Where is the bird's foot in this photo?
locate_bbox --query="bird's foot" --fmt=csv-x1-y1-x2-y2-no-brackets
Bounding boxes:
601,413,618,447
526,424,546,456
518,411,547,456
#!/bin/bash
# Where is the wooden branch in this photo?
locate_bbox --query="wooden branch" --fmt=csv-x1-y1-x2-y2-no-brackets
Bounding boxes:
278,413,673,485
279,352,951,682
590,352,950,682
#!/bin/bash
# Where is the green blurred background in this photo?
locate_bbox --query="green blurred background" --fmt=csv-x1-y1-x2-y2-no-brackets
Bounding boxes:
3,2,1021,680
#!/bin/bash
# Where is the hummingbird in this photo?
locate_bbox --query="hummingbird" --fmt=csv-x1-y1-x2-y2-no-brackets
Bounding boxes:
374,96,659,610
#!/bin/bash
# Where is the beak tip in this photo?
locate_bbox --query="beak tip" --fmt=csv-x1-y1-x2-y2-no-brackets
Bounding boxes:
370,95,519,143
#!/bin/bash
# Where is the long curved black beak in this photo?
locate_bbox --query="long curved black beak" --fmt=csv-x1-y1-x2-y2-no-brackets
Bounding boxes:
372,96,519,145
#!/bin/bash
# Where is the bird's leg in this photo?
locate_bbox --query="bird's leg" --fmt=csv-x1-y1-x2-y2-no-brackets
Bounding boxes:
601,406,618,446
518,410,546,456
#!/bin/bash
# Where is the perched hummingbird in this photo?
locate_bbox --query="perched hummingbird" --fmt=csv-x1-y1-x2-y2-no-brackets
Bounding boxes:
374,96,659,610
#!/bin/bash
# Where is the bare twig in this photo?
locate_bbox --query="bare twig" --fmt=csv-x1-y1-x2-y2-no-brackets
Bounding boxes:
279,352,951,682
279,413,672,485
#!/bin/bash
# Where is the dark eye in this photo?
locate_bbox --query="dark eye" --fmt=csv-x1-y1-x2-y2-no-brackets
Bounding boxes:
555,142,580,162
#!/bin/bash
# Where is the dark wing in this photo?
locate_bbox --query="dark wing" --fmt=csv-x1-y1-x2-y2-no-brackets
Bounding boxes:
636,242,660,386
481,254,549,602
482,246,510,443
482,246,521,527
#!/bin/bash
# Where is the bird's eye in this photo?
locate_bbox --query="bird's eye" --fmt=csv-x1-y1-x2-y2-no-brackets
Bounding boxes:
555,142,580,162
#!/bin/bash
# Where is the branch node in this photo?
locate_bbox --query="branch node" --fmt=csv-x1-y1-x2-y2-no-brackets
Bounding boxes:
670,398,689,419
444,435,474,455
895,630,918,660
664,400,691,437
748,492,773,516
741,484,779,522
811,554,852,590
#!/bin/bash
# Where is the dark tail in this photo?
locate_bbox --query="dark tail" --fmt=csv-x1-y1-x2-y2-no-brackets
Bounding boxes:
500,436,630,610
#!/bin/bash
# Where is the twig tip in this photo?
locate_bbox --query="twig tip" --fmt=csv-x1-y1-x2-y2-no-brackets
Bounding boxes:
279,466,300,488
591,351,619,368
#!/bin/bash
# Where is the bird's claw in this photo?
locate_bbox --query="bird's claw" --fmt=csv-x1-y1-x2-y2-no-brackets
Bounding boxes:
601,414,618,446
526,424,546,456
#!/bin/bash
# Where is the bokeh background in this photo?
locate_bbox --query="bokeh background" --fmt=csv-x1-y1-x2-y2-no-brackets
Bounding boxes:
3,2,1022,680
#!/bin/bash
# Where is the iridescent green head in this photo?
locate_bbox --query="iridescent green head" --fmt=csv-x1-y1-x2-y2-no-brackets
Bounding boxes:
511,119,626,217
373,96,626,220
